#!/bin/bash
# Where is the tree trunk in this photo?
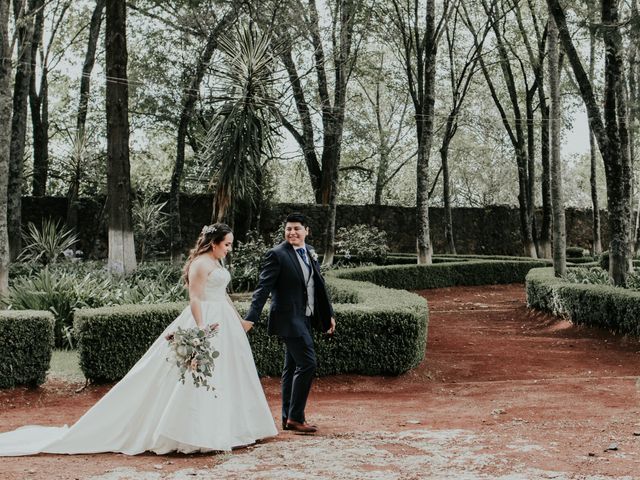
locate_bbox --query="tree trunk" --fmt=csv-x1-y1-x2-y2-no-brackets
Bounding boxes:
105,0,136,274
68,0,105,229
170,12,234,262
8,0,35,260
416,118,434,264
549,16,565,277
440,115,456,254
29,0,46,196
539,99,552,258
547,0,631,285
587,2,602,256
602,0,632,286
0,0,12,295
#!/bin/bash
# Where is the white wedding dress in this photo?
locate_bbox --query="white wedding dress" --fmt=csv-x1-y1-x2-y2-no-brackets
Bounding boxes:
0,267,277,456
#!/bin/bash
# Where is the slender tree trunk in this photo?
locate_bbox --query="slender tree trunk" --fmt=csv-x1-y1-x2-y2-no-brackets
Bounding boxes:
539,99,552,258
29,0,46,196
0,0,12,295
8,0,35,260
76,0,104,135
170,13,234,262
602,0,632,285
547,0,631,285
549,16,565,276
440,116,456,254
587,3,602,256
105,0,136,273
68,0,105,229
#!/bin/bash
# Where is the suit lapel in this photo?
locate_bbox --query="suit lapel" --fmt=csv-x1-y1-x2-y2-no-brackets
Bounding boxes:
285,244,306,285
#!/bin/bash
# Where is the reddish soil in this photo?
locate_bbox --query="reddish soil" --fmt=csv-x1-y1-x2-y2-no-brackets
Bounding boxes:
1,284,640,479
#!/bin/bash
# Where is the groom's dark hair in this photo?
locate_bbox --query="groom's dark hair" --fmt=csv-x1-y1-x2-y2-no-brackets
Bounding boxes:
285,212,308,227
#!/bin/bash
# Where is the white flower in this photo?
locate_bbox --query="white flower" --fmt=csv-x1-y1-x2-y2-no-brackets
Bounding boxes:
310,250,319,262
202,225,217,235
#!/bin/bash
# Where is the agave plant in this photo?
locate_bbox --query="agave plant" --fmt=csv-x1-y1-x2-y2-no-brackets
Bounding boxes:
133,196,169,262
201,24,278,222
19,218,79,265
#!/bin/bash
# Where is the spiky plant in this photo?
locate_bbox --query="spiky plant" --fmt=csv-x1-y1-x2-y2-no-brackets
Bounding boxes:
201,24,277,222
19,218,79,265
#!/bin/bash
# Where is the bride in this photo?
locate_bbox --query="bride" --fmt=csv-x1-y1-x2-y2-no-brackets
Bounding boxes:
0,224,278,455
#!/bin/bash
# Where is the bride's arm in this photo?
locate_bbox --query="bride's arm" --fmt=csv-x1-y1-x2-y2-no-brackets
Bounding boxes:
188,262,209,329
225,293,253,332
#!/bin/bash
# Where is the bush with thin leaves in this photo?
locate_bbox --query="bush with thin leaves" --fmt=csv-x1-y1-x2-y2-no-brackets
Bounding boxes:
19,218,79,265
133,196,169,262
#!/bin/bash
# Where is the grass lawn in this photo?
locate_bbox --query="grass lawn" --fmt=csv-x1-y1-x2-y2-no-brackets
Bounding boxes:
48,349,85,382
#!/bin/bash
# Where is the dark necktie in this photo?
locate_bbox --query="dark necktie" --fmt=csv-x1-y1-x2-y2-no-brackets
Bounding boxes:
297,248,311,270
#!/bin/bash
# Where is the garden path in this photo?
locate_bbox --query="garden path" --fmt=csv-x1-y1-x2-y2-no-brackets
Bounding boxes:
1,284,639,479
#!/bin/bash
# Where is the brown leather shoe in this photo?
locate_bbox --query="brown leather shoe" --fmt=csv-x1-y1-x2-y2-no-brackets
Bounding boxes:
285,419,317,433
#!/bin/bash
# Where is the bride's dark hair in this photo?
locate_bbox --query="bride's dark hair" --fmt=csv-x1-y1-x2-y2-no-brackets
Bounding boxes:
182,223,233,285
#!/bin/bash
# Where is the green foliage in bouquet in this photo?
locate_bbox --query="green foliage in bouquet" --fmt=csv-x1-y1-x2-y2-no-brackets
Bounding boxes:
165,324,220,391
0,310,55,388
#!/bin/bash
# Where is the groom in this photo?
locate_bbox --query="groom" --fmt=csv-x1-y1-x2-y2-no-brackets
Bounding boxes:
245,213,336,433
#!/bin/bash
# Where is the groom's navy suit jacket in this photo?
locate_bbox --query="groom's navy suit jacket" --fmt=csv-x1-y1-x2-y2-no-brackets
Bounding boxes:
245,241,334,337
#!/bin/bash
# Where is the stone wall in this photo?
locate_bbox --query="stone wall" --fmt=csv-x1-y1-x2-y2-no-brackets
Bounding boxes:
23,196,608,257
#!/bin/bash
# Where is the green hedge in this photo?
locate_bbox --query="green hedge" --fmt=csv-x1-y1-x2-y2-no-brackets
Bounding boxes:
333,259,550,290
526,267,640,336
75,277,428,382
0,310,55,388
598,251,640,270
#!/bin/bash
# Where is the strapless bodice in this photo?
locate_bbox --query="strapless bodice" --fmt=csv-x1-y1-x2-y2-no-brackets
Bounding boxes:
203,267,231,301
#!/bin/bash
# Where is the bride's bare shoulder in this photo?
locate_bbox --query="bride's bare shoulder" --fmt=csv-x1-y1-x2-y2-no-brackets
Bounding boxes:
188,256,217,282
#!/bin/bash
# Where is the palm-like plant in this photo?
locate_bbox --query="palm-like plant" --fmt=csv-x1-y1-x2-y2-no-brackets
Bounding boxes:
133,196,169,262
201,24,277,222
19,218,79,265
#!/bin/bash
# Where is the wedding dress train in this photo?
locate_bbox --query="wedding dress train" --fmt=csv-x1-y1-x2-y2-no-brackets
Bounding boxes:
0,267,277,455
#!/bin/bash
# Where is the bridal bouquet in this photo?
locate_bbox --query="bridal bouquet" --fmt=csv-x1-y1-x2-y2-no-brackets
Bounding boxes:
165,323,220,391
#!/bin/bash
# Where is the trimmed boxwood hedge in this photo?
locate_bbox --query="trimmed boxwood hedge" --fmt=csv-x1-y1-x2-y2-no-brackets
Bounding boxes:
526,267,640,336
0,310,55,388
75,277,428,382
333,259,550,290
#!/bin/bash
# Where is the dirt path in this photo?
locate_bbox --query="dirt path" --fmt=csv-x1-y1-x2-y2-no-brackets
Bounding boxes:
1,284,640,479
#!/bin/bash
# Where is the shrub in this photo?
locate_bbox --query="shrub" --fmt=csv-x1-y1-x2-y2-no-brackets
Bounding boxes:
3,263,187,348
133,195,170,261
19,218,79,265
74,277,428,381
335,224,390,264
526,267,640,336
334,259,550,290
229,231,271,292
0,310,55,388
566,246,589,258
598,251,640,270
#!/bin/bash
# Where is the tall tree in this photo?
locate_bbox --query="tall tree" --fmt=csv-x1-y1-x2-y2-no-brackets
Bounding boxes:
587,1,602,255
201,25,277,225
548,15,565,276
469,0,537,258
30,0,71,197
7,0,35,260
0,0,12,295
272,0,370,265
67,0,105,229
440,3,488,254
512,0,553,258
105,0,136,273
169,9,236,261
547,0,631,285
388,0,451,264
